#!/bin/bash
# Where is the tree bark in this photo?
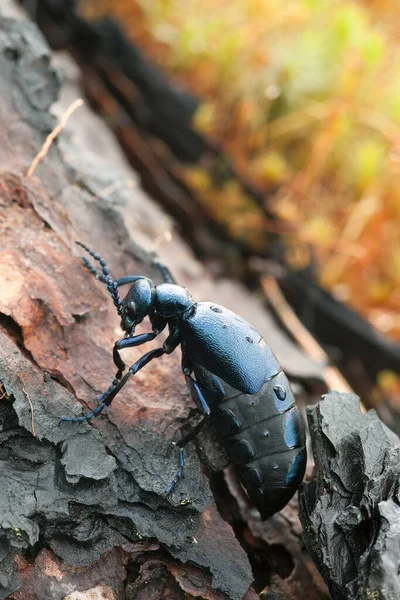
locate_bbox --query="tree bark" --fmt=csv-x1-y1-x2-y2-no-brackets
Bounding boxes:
0,13,326,600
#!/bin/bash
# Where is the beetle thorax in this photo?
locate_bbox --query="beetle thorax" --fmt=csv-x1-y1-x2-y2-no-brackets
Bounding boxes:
154,283,194,318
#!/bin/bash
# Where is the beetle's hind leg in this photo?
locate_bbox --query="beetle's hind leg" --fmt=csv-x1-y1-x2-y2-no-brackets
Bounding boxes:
164,415,210,495
165,447,185,496
165,374,210,496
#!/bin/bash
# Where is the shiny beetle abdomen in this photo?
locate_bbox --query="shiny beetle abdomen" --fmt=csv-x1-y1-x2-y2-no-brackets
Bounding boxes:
193,365,307,519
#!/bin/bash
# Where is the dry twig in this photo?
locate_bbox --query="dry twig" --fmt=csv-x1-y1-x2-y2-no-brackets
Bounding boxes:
26,98,84,179
18,374,37,437
261,275,354,394
153,229,173,252
92,178,137,201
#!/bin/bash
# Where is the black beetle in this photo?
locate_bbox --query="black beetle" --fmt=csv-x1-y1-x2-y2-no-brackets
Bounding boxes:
61,241,306,519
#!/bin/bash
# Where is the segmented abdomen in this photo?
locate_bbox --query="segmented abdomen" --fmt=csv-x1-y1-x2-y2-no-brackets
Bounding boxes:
212,371,306,519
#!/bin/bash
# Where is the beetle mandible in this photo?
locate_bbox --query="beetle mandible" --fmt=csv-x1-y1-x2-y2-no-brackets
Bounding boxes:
61,241,307,519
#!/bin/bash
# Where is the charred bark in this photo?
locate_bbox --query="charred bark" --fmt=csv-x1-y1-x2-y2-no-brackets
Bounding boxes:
299,392,400,600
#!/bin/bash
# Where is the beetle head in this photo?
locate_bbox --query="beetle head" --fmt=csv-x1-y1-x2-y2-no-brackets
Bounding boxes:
121,278,154,335
75,242,154,336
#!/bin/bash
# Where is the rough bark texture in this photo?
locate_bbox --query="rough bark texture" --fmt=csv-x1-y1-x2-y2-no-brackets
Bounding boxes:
299,392,400,600
0,12,328,600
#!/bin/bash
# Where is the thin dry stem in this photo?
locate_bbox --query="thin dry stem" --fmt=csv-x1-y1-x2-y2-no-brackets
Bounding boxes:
261,276,354,395
96,178,137,200
18,374,37,437
0,382,7,401
26,99,84,179
154,229,173,252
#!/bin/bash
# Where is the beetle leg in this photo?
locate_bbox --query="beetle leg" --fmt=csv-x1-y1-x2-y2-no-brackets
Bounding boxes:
152,257,177,284
110,324,178,394
100,332,159,404
184,374,211,416
114,276,146,287
165,416,210,496
60,328,180,424
112,331,159,380
177,414,210,448
59,346,165,424
112,345,126,382
165,374,210,495
113,257,176,285
58,402,108,424
112,315,168,380
165,448,184,496
95,377,120,406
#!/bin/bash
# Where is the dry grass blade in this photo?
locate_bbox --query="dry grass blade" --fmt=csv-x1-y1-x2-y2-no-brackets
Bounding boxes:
96,178,137,199
261,275,354,395
154,229,173,252
27,98,84,179
18,374,37,437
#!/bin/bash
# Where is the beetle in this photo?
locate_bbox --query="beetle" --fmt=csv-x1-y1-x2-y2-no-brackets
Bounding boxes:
61,241,306,519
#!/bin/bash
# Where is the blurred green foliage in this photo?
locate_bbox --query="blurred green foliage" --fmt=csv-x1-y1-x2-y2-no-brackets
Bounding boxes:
82,0,400,340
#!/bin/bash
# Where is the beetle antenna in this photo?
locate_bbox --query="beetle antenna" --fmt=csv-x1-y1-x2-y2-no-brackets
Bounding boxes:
75,241,123,315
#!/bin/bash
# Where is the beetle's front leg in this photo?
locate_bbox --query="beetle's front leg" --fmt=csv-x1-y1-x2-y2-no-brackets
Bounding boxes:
100,331,159,406
60,346,166,424
112,315,167,380
107,324,178,406
112,332,158,380
60,325,180,424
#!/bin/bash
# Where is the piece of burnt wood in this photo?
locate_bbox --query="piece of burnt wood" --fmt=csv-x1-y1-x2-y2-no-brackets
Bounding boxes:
299,391,400,600
0,12,331,600
210,464,331,600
